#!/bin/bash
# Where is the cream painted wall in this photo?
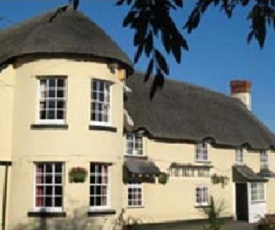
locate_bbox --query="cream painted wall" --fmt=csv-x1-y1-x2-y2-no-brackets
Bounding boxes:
7,58,126,229
0,65,15,161
124,139,236,223
124,137,274,224
1,57,275,229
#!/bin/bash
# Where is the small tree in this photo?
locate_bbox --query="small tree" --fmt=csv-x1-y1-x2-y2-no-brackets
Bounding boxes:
201,196,225,230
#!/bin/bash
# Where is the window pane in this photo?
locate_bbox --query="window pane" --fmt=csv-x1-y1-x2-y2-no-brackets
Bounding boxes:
55,186,62,195
55,197,62,207
45,186,52,195
45,197,52,207
55,176,62,184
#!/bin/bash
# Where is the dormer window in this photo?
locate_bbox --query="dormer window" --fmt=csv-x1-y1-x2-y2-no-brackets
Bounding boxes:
38,77,67,124
195,143,208,162
260,150,268,171
235,148,244,164
125,132,143,156
91,79,111,125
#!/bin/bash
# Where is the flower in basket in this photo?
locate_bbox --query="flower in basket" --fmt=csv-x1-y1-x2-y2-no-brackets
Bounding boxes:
69,167,88,183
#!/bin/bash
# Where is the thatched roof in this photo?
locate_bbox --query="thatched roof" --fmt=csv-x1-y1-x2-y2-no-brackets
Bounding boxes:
125,72,275,150
0,6,133,72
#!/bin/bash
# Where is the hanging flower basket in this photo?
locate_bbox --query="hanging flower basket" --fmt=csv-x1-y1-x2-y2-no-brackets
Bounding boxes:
158,172,169,185
211,173,229,188
69,167,88,183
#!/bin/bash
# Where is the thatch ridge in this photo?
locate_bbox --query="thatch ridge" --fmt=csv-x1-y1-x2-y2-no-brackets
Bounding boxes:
125,72,275,150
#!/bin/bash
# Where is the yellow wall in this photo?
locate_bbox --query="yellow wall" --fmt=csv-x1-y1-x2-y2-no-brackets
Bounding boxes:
6,58,125,229
0,65,15,161
1,57,275,229
124,137,273,224
124,139,236,222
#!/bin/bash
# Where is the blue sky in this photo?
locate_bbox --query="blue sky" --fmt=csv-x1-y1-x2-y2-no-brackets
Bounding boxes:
0,1,275,132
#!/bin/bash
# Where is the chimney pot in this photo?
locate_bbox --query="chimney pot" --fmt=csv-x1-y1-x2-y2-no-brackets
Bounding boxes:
230,80,251,94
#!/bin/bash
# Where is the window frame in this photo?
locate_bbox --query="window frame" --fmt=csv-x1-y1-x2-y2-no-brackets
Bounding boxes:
90,78,112,126
260,150,269,170
251,183,265,203
127,182,143,208
36,76,67,125
33,162,64,213
195,185,209,207
195,142,208,162
125,132,144,157
235,148,244,164
89,163,111,211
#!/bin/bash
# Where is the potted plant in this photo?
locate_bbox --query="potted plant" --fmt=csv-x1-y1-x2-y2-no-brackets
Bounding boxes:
69,167,88,183
158,172,169,185
211,173,229,188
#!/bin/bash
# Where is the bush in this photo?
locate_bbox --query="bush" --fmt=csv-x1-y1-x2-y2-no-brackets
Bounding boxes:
201,196,225,230
258,214,275,230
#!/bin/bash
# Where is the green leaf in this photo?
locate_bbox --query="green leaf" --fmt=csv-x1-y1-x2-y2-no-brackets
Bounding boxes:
172,0,183,7
144,32,153,57
155,49,169,75
134,44,144,64
116,0,125,6
123,11,136,27
150,69,165,99
144,59,154,82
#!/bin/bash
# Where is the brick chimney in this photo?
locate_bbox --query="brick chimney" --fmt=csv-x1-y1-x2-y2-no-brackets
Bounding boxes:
230,80,252,110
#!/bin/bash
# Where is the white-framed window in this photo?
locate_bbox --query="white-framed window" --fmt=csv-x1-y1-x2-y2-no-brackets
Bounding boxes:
125,132,143,156
127,182,143,207
38,77,66,124
90,163,110,210
195,185,209,206
195,143,208,162
235,148,244,164
251,183,265,202
169,167,210,178
34,162,63,212
91,79,111,125
260,150,268,170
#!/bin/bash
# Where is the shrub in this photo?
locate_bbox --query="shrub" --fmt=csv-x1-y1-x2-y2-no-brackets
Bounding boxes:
201,196,225,230
258,214,275,230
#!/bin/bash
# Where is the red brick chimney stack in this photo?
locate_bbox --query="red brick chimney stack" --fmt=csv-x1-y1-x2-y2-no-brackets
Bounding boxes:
230,80,252,110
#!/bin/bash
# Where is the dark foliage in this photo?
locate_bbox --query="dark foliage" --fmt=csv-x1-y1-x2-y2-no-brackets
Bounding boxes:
69,0,275,97
116,0,188,98
116,0,275,97
185,0,275,49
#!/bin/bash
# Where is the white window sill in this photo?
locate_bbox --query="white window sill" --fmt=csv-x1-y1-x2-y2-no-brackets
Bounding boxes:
195,160,211,164
195,204,210,208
